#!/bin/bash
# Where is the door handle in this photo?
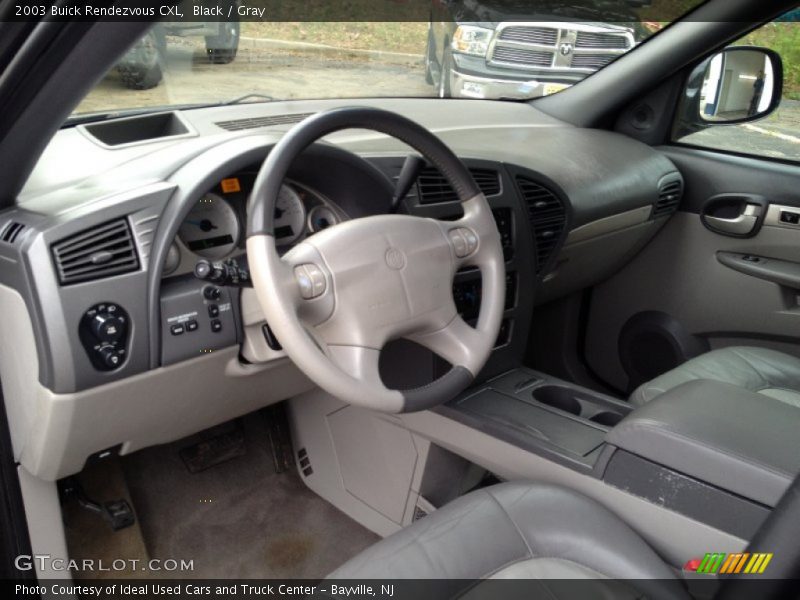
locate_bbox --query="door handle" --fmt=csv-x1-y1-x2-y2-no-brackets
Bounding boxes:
703,204,761,235
700,194,766,238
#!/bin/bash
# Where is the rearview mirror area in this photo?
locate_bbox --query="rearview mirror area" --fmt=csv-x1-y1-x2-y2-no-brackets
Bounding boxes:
674,46,783,138
699,48,781,123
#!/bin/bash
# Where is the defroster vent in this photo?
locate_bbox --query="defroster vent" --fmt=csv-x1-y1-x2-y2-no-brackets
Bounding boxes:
52,219,139,285
516,176,567,275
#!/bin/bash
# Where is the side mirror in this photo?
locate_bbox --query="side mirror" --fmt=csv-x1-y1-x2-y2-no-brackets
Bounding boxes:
674,47,783,137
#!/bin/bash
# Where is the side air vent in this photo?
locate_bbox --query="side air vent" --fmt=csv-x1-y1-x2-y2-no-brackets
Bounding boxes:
653,178,683,218
516,176,567,276
417,167,501,204
215,112,315,132
0,222,26,244
52,219,139,285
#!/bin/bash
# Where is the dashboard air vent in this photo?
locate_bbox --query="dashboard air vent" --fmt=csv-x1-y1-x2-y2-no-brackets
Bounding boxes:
516,176,566,275
0,221,26,244
52,219,139,285
215,112,315,132
417,167,501,204
653,178,683,218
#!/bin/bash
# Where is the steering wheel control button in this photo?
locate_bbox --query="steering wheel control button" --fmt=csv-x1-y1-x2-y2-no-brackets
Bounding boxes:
294,264,326,299
449,228,479,258
211,319,223,333
170,323,185,336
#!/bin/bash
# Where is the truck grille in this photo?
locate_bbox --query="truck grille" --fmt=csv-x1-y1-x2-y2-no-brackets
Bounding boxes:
491,46,553,68
575,31,631,49
488,24,633,73
571,53,616,69
499,26,558,46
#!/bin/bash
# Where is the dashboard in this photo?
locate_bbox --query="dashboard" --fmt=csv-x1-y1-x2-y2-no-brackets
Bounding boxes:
0,98,682,480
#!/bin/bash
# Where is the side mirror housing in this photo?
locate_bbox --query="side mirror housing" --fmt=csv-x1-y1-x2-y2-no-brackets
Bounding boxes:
674,46,783,138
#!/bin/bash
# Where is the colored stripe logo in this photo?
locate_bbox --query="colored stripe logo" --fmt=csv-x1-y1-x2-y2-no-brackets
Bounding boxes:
686,553,773,574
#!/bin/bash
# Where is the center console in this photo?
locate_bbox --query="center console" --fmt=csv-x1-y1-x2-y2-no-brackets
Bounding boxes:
442,368,800,543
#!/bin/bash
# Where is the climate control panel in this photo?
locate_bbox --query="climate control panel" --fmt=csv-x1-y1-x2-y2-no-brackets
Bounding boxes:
79,302,130,371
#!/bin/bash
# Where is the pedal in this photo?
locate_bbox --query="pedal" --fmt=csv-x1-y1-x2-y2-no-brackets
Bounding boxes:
179,421,246,473
59,476,136,531
103,499,135,531
263,403,293,474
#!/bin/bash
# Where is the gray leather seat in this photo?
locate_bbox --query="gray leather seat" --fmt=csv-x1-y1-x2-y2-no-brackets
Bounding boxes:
631,346,800,407
329,482,688,600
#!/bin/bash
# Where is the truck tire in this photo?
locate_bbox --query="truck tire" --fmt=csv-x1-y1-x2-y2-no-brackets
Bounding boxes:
206,21,240,65
117,29,165,90
439,47,453,98
424,29,435,85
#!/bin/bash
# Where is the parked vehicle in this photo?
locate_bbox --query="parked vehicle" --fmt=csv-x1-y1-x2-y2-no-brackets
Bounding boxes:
116,21,240,90
426,1,650,98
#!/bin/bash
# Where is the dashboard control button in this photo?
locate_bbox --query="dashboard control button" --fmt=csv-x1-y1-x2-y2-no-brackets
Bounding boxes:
208,304,220,318
211,319,223,333
203,285,222,301
91,313,125,343
98,346,122,369
170,323,185,336
186,319,199,332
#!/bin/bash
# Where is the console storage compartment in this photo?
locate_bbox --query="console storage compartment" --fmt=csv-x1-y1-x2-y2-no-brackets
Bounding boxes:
441,368,633,472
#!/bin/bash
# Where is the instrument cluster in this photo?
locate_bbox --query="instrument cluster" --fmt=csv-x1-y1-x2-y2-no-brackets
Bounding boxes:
165,171,346,275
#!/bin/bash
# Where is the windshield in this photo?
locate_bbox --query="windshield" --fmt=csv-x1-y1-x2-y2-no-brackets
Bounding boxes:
73,1,706,116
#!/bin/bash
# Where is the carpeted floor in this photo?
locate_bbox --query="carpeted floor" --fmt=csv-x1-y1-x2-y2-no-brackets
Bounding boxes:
65,410,379,579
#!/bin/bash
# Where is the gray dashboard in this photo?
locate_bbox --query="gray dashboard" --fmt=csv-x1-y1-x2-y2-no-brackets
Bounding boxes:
0,98,680,395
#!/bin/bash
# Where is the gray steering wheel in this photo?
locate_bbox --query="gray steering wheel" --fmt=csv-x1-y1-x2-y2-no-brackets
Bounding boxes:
246,107,505,413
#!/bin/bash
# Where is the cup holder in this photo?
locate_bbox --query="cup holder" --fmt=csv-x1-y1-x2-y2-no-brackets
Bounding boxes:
589,411,624,427
531,386,582,415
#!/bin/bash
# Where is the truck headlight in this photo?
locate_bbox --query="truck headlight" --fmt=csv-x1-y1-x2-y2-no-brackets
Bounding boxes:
452,25,493,57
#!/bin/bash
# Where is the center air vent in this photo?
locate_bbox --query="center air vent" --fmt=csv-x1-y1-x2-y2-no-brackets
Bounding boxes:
0,221,26,244
215,113,315,132
516,176,567,276
653,177,683,218
52,219,139,285
417,167,501,204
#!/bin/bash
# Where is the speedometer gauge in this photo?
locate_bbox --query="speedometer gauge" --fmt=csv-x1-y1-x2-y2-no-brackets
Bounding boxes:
178,193,240,259
275,185,306,245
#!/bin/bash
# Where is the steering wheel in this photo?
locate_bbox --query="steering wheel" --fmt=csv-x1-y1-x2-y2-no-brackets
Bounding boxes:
246,107,505,413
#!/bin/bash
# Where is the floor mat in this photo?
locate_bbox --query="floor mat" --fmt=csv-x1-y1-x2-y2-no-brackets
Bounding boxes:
121,411,379,579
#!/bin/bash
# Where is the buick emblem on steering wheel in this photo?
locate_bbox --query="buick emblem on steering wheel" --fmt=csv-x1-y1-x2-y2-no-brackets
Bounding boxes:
385,247,406,270
559,43,573,56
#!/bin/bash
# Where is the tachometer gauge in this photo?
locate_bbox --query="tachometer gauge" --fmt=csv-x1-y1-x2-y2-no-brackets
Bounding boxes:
275,185,306,245
307,205,340,233
178,193,240,260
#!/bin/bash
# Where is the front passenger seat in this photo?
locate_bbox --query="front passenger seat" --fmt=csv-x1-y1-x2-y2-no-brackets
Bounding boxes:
631,346,800,407
329,482,688,600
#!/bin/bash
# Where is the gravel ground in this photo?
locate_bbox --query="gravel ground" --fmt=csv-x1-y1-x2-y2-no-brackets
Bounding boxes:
75,37,799,163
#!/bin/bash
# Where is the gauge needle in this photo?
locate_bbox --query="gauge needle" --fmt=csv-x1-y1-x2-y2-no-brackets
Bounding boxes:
187,219,218,232
274,207,284,219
